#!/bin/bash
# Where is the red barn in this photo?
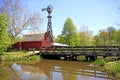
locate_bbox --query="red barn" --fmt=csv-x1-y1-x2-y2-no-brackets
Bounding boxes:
12,32,52,50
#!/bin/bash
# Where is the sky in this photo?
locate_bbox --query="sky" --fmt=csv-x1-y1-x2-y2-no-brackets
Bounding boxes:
1,0,120,37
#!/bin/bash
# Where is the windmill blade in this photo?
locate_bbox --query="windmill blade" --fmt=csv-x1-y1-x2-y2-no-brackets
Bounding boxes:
41,8,47,11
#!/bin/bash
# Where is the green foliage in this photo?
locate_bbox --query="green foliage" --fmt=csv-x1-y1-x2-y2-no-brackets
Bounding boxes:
93,35,100,46
0,0,42,43
55,17,120,46
55,18,79,46
116,73,120,78
55,19,93,46
29,55,40,60
78,26,93,46
62,18,77,35
0,46,7,54
0,14,12,53
97,30,109,46
107,26,116,33
62,18,78,46
93,27,119,46
104,62,120,78
54,35,62,43
115,30,120,45
0,14,8,41
93,59,106,66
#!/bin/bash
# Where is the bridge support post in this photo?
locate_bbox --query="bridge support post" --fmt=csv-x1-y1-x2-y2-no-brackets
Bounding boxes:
72,55,77,61
85,55,97,62
85,56,89,62
64,56,67,60
118,46,120,57
69,55,71,60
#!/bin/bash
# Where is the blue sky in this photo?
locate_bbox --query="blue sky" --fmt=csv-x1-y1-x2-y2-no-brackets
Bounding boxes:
1,0,120,37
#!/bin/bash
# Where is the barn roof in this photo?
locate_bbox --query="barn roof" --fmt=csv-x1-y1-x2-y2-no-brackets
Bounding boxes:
22,33,44,42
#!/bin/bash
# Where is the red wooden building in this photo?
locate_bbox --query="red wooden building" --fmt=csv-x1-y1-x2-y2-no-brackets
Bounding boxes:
12,32,52,50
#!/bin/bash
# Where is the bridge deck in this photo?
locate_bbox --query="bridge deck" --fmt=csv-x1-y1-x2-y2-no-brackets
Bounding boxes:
39,46,120,61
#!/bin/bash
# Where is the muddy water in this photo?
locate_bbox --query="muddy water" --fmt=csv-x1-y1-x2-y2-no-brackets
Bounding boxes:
0,60,114,80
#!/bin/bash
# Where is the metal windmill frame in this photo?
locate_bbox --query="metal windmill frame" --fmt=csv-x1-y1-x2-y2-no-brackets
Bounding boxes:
42,5,53,44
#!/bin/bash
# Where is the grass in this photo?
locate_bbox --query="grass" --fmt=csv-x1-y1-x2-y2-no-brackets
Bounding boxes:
77,56,86,61
0,51,40,61
93,58,106,66
93,58,120,79
104,61,120,79
4,51,29,56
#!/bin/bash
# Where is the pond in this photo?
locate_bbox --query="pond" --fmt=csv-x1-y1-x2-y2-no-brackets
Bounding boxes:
0,60,114,80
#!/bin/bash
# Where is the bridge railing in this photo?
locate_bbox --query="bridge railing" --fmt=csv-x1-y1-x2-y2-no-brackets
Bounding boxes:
40,46,120,57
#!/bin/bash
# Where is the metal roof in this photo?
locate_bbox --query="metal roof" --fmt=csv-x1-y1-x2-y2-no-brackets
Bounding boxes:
52,43,69,46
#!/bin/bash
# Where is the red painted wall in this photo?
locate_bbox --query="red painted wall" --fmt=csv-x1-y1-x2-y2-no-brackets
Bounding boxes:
12,32,52,50
12,42,21,50
22,41,42,50
41,32,52,47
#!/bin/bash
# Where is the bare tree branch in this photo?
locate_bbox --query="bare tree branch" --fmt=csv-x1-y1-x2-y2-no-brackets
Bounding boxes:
0,0,42,42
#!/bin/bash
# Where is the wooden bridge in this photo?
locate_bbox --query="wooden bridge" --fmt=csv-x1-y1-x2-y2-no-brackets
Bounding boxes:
40,46,120,61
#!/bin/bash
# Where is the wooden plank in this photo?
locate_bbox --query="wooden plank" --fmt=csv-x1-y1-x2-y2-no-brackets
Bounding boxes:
40,46,120,57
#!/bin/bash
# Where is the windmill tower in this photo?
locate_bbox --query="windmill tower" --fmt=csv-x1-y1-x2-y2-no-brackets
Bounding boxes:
42,5,53,45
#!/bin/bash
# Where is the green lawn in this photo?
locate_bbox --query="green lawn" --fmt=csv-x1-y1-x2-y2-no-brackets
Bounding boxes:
1,51,40,61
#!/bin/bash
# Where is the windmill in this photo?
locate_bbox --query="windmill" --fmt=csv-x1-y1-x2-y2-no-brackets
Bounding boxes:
42,5,53,45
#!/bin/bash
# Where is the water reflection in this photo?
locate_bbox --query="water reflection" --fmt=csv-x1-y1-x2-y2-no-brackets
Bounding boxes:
0,61,20,80
12,63,47,80
11,60,113,80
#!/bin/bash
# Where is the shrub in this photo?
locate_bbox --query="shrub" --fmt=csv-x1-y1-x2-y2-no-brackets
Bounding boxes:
104,62,120,79
0,45,7,54
116,73,120,78
93,59,106,66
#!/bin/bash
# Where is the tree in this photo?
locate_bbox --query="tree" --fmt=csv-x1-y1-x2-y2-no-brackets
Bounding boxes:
55,18,79,46
93,27,119,46
93,29,108,46
79,25,93,46
61,18,78,46
54,35,62,43
107,26,116,45
99,29,109,46
93,35,100,46
115,30,120,46
0,14,11,53
107,26,116,33
0,0,42,42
